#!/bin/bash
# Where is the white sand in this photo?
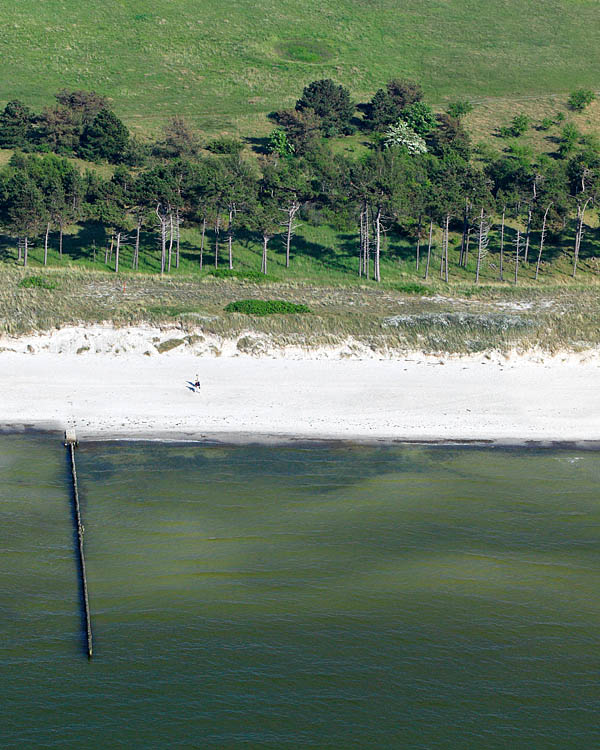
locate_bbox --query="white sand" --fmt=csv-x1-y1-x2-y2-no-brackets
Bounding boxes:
1,325,599,442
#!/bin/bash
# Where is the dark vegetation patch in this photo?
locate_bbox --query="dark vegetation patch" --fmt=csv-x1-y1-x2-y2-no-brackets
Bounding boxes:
208,268,271,282
224,299,311,315
387,281,430,295
18,275,56,289
275,39,334,63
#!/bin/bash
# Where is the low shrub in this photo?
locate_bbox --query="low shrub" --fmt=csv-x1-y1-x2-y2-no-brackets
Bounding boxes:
206,136,244,154
208,268,269,282
224,299,311,315
389,281,430,295
18,276,57,290
568,89,595,112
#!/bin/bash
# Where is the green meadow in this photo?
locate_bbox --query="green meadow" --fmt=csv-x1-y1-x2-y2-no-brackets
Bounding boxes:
1,0,599,137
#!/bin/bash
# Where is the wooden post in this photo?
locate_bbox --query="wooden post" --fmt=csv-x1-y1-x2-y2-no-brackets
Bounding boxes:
65,431,93,659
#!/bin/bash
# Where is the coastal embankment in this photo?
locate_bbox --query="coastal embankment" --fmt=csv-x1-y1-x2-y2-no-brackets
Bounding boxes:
1,324,599,443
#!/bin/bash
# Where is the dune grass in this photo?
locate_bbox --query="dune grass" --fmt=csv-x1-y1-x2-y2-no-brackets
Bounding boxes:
2,253,599,354
1,0,599,139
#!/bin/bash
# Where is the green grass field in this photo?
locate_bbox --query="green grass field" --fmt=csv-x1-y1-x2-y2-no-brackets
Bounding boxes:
2,210,598,289
1,0,599,138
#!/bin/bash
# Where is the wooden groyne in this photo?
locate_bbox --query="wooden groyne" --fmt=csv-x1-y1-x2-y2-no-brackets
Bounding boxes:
65,430,93,659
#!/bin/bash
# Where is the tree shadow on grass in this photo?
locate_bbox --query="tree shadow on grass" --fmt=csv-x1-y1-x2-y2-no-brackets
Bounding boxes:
61,222,108,262
0,232,17,262
289,233,353,273
245,136,270,155
339,230,416,267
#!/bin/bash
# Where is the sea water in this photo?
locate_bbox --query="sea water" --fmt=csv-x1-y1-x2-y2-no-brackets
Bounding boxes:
1,435,600,749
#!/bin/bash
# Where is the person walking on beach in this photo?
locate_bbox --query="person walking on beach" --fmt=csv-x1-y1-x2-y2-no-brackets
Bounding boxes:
193,374,201,392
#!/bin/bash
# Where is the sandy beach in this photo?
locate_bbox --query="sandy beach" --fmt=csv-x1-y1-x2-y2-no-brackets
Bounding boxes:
1,324,599,443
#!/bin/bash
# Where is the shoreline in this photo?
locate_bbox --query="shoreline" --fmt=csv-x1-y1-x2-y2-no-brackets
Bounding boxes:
1,324,600,443
2,423,600,450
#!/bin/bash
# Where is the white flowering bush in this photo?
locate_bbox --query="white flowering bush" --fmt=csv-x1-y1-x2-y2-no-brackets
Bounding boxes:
383,121,427,154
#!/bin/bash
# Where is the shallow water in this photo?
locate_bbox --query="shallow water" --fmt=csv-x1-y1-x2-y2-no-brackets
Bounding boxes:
1,436,600,748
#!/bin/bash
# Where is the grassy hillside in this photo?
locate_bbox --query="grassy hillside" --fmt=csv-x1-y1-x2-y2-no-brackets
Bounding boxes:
1,0,600,137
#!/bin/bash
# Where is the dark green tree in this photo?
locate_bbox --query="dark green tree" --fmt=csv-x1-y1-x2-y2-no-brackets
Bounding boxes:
0,100,34,148
0,171,47,266
361,88,398,131
20,153,82,262
427,114,471,159
295,79,354,136
79,109,129,163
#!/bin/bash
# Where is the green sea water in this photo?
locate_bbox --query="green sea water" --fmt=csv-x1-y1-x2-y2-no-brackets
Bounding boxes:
1,435,600,749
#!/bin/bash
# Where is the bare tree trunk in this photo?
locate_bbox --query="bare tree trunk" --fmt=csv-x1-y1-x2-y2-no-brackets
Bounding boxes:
44,222,50,266
17,239,22,263
214,213,220,268
175,208,180,269
464,227,471,268
535,203,552,280
573,209,581,277
284,200,300,269
228,207,233,270
374,206,381,283
59,223,63,257
499,207,505,281
475,209,484,284
425,219,433,280
133,220,141,270
159,217,166,276
524,206,532,263
261,235,268,274
23,237,28,267
573,199,591,277
358,208,364,277
459,200,469,267
415,215,422,270
200,217,205,269
364,201,369,279
167,212,173,272
106,234,113,265
444,214,450,284
475,209,490,284
440,215,450,282
115,232,121,273
514,229,521,284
